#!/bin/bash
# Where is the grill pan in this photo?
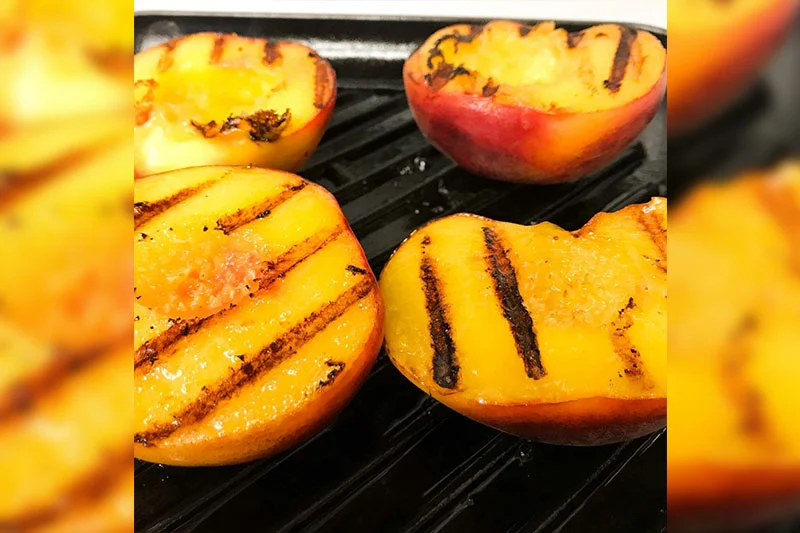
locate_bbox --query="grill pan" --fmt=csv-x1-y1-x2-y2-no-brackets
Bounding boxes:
134,14,667,533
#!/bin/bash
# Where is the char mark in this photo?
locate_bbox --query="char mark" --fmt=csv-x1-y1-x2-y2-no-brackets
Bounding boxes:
215,182,306,234
192,109,291,142
610,297,651,385
518,24,533,38
722,314,777,447
135,225,345,373
318,360,346,388
638,208,667,268
567,30,585,48
210,34,227,63
482,226,545,379
263,41,281,65
420,235,460,389
481,78,499,97
134,172,227,230
424,26,481,91
346,264,367,275
603,26,637,93
0,347,103,422
313,57,333,109
156,40,176,72
134,278,374,446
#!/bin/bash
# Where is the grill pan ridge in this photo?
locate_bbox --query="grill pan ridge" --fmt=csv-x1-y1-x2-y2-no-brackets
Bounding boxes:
135,14,667,533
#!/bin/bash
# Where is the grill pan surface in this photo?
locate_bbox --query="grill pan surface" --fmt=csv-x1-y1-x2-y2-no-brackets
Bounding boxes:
134,14,667,533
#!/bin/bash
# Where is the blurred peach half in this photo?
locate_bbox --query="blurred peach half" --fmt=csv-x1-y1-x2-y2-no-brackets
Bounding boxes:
668,161,800,530
134,32,336,177
403,20,666,184
668,0,800,136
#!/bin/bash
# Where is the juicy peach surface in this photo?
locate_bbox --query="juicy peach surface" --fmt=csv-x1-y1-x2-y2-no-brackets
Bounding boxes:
134,167,383,466
669,162,800,529
380,198,667,445
404,21,666,184
668,0,799,135
134,33,336,177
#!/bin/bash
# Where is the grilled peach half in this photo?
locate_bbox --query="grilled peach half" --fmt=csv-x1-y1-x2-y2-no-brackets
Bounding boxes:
380,199,666,445
669,162,800,530
668,0,799,135
134,33,336,177
403,21,666,184
134,167,383,466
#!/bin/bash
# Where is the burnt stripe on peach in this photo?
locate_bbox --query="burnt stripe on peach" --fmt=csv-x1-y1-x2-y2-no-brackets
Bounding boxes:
134,225,345,373
215,182,306,234
134,171,229,230
604,26,637,93
609,297,652,387
482,226,546,380
134,278,374,446
419,235,460,389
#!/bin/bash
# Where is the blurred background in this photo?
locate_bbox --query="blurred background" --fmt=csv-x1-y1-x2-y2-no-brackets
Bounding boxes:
0,0,131,531
667,1,800,532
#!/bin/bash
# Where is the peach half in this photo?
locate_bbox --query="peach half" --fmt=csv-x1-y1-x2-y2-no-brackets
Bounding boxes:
134,167,383,465
380,198,667,445
134,33,336,177
403,21,666,184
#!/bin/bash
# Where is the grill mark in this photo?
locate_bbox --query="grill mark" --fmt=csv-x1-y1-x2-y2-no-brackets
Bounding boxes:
134,172,228,230
0,347,104,422
263,41,281,65
603,26,637,93
134,278,374,446
610,297,652,386
1,135,121,209
135,225,345,373
481,78,499,97
482,226,546,379
424,26,482,91
420,235,460,389
313,57,333,109
318,360,346,388
722,315,777,447
210,34,227,63
0,448,130,530
215,182,306,234
346,264,367,275
638,207,667,268
757,180,800,276
567,30,585,48
156,40,176,73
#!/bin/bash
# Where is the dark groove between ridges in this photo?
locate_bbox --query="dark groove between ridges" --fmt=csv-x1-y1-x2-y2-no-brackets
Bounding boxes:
215,182,306,234
145,427,335,533
134,172,228,230
420,235,460,389
482,226,545,379
406,434,521,533
302,107,415,171
134,279,374,446
275,406,447,533
527,430,665,533
134,226,345,372
604,26,637,93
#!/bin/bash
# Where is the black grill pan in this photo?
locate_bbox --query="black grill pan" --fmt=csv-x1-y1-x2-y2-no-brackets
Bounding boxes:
134,14,667,533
